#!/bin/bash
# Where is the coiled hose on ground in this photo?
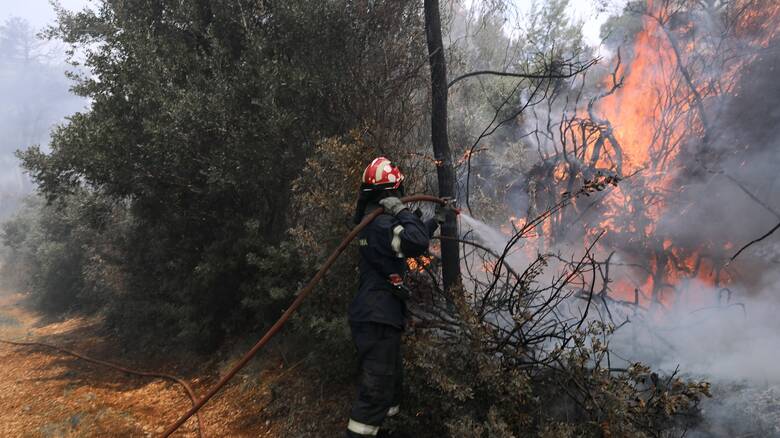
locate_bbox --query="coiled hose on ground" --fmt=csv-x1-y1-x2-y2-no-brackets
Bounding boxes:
161,194,447,437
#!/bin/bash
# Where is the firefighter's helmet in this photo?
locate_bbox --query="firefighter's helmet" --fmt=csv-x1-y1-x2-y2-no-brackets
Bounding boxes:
361,157,404,192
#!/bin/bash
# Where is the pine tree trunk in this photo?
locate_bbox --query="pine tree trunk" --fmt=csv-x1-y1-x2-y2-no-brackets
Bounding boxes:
424,0,461,291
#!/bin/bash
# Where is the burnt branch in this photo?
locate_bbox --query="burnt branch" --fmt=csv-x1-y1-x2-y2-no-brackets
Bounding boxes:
447,58,598,89
729,220,780,263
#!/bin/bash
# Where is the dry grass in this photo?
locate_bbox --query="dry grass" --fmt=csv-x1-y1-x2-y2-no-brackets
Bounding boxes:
0,291,351,437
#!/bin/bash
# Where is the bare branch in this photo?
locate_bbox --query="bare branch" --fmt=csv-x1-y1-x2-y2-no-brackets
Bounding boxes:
729,221,780,263
447,58,598,89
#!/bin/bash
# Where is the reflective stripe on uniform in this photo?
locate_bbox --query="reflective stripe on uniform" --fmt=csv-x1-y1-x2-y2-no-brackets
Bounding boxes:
391,225,404,258
348,418,380,436
387,405,400,417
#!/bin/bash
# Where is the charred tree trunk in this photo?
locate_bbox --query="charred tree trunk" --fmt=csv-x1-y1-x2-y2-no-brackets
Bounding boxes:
424,0,461,291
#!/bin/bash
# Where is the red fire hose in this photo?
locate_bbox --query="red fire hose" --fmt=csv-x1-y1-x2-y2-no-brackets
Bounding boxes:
162,194,447,437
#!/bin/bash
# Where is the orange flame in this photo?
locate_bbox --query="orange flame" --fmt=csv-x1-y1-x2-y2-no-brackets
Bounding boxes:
407,256,432,272
585,0,776,304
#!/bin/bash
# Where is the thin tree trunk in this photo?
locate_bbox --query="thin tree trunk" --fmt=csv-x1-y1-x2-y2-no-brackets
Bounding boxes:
424,0,461,291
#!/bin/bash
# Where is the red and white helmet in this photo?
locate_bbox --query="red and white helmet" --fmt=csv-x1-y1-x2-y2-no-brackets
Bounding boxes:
361,157,404,192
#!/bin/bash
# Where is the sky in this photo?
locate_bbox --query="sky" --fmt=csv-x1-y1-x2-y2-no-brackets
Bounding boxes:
0,0,92,29
507,0,626,47
454,0,626,47
566,0,622,46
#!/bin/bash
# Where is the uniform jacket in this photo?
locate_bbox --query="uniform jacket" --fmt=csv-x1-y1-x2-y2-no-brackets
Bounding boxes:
348,204,438,328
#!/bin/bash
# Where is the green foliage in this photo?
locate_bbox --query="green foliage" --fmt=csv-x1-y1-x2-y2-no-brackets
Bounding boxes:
286,133,376,379
600,1,647,50
285,129,444,383
10,0,426,351
400,298,709,437
445,1,591,221
1,192,120,314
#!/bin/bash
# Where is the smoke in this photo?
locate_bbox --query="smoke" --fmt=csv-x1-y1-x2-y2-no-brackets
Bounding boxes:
456,21,780,422
610,280,780,436
460,194,780,383
641,37,780,271
460,212,780,382
460,210,780,435
0,14,87,218
0,1,91,29
600,275,779,381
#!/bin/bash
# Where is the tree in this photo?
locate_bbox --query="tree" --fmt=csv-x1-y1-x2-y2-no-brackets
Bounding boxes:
424,0,461,291
0,17,46,65
16,0,430,350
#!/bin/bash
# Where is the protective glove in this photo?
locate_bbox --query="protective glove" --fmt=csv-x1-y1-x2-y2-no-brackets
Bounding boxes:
379,196,406,216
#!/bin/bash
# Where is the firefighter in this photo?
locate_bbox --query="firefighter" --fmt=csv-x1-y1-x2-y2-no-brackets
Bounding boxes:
346,157,443,437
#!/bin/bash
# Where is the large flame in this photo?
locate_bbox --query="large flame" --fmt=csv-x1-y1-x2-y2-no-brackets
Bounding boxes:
600,19,682,175
587,0,780,305
565,0,777,306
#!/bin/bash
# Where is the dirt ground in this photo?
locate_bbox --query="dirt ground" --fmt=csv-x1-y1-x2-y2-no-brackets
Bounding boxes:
0,291,349,437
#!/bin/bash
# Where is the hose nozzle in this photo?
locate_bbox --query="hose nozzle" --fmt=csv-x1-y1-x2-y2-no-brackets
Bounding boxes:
441,197,460,215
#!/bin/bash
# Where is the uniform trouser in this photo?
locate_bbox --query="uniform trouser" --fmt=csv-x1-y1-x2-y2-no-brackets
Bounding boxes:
346,321,403,437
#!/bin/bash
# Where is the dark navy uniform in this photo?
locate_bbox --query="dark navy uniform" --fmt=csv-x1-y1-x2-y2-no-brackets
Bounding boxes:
346,204,437,437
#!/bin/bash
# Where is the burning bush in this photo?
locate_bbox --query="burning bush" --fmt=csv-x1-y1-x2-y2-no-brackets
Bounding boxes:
390,178,711,437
